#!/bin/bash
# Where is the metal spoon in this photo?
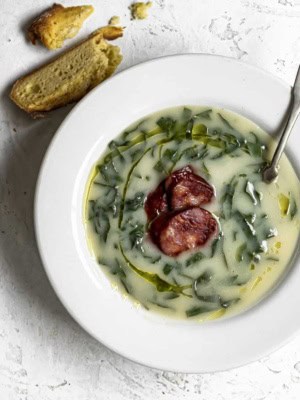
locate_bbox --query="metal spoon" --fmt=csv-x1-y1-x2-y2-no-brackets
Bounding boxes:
263,65,300,183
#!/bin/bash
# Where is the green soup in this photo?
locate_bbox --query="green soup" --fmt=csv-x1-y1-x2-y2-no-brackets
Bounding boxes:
84,106,300,320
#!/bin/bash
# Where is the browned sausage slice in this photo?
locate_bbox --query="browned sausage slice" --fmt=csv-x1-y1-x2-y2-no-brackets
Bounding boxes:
149,207,218,256
144,182,168,221
165,165,214,210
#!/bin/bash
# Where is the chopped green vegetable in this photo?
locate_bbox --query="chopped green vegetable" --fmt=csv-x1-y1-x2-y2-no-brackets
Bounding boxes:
143,254,161,263
186,305,219,317
104,127,162,164
128,223,144,251
221,178,237,220
289,193,298,220
163,263,174,275
201,162,210,177
246,132,265,158
195,294,220,303
194,109,212,120
211,235,221,257
220,298,240,308
222,245,230,270
233,211,256,237
164,293,180,300
222,275,239,285
246,142,263,158
181,146,208,161
265,227,278,238
130,147,146,162
182,107,193,121
154,147,180,173
87,200,96,220
217,113,234,130
111,259,126,278
186,252,205,267
123,119,146,138
108,140,125,162
120,279,131,294
118,148,151,228
185,118,194,140
236,243,247,262
126,192,145,211
92,186,120,218
156,117,176,132
194,271,213,286
149,300,171,309
98,161,122,185
93,207,110,241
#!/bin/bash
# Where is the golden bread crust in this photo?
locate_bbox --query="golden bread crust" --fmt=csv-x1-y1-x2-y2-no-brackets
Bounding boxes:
28,3,94,50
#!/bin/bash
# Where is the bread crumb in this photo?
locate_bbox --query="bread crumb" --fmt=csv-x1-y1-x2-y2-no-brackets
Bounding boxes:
130,2,152,20
109,16,121,25
95,26,123,41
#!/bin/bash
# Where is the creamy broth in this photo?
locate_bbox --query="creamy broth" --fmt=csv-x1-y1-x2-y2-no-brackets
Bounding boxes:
84,107,300,320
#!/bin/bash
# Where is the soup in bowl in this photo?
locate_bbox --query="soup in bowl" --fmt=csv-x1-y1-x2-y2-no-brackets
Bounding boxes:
84,106,300,320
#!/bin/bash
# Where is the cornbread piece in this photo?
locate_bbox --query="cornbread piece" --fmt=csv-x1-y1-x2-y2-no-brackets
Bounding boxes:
10,28,123,115
130,2,152,20
28,3,94,49
109,16,121,26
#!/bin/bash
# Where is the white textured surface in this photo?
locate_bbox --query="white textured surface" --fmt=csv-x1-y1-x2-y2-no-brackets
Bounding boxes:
0,0,300,398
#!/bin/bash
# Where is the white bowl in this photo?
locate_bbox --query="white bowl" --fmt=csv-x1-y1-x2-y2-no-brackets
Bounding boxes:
35,54,300,373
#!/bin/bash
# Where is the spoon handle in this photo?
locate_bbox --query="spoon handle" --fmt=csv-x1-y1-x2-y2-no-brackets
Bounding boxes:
266,67,300,178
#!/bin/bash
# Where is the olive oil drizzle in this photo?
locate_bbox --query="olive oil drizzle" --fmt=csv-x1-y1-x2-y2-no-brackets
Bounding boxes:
120,244,192,297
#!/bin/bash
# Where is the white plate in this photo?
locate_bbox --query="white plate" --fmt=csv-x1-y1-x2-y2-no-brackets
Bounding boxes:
35,54,300,373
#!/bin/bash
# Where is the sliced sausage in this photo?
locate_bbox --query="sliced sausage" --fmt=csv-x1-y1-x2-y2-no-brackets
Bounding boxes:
149,207,218,256
165,165,214,210
144,182,168,221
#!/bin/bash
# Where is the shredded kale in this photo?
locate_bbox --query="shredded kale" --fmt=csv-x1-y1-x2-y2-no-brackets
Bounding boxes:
126,192,145,211
194,109,212,120
128,223,144,251
186,252,205,267
163,263,175,275
156,117,176,132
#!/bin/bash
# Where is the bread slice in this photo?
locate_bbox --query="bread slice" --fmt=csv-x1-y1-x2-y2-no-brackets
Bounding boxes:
28,3,94,50
10,27,123,115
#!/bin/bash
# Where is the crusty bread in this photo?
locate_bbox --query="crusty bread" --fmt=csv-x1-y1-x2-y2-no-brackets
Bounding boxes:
10,27,123,115
28,3,94,50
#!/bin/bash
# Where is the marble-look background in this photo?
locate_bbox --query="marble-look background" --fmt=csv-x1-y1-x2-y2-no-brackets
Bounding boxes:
0,0,300,399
